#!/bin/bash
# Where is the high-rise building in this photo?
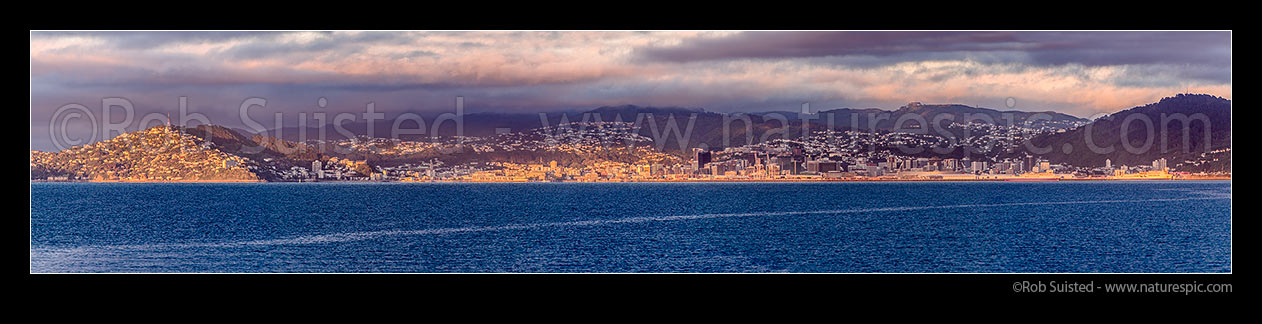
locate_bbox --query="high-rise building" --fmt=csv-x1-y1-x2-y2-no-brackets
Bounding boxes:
770,155,797,175
741,152,757,165
1105,159,1112,169
693,150,712,171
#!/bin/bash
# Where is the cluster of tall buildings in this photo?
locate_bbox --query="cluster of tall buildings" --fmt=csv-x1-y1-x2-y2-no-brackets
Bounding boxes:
684,145,1062,179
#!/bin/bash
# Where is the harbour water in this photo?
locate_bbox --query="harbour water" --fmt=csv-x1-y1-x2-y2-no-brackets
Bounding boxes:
30,181,1231,273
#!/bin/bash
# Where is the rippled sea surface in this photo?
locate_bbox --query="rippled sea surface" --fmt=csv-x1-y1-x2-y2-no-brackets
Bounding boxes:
30,181,1231,273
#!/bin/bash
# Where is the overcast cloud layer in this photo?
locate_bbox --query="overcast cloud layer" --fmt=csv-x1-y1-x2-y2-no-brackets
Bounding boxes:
30,31,1231,150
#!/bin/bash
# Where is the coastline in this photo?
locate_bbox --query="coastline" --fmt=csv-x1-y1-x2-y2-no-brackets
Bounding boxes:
31,177,1231,184
31,179,265,183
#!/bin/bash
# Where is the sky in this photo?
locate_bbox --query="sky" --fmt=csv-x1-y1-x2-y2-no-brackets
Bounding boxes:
30,31,1231,150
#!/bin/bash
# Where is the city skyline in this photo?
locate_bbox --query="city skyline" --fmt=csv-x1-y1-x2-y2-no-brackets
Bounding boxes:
31,93,1231,184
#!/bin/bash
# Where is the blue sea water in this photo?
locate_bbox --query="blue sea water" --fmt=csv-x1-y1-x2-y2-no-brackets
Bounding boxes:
29,181,1231,273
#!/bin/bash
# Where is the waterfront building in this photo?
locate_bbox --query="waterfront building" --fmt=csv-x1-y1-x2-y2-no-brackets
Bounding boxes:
806,160,840,173
693,149,712,171
865,164,883,177
1153,158,1168,171
311,160,323,179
